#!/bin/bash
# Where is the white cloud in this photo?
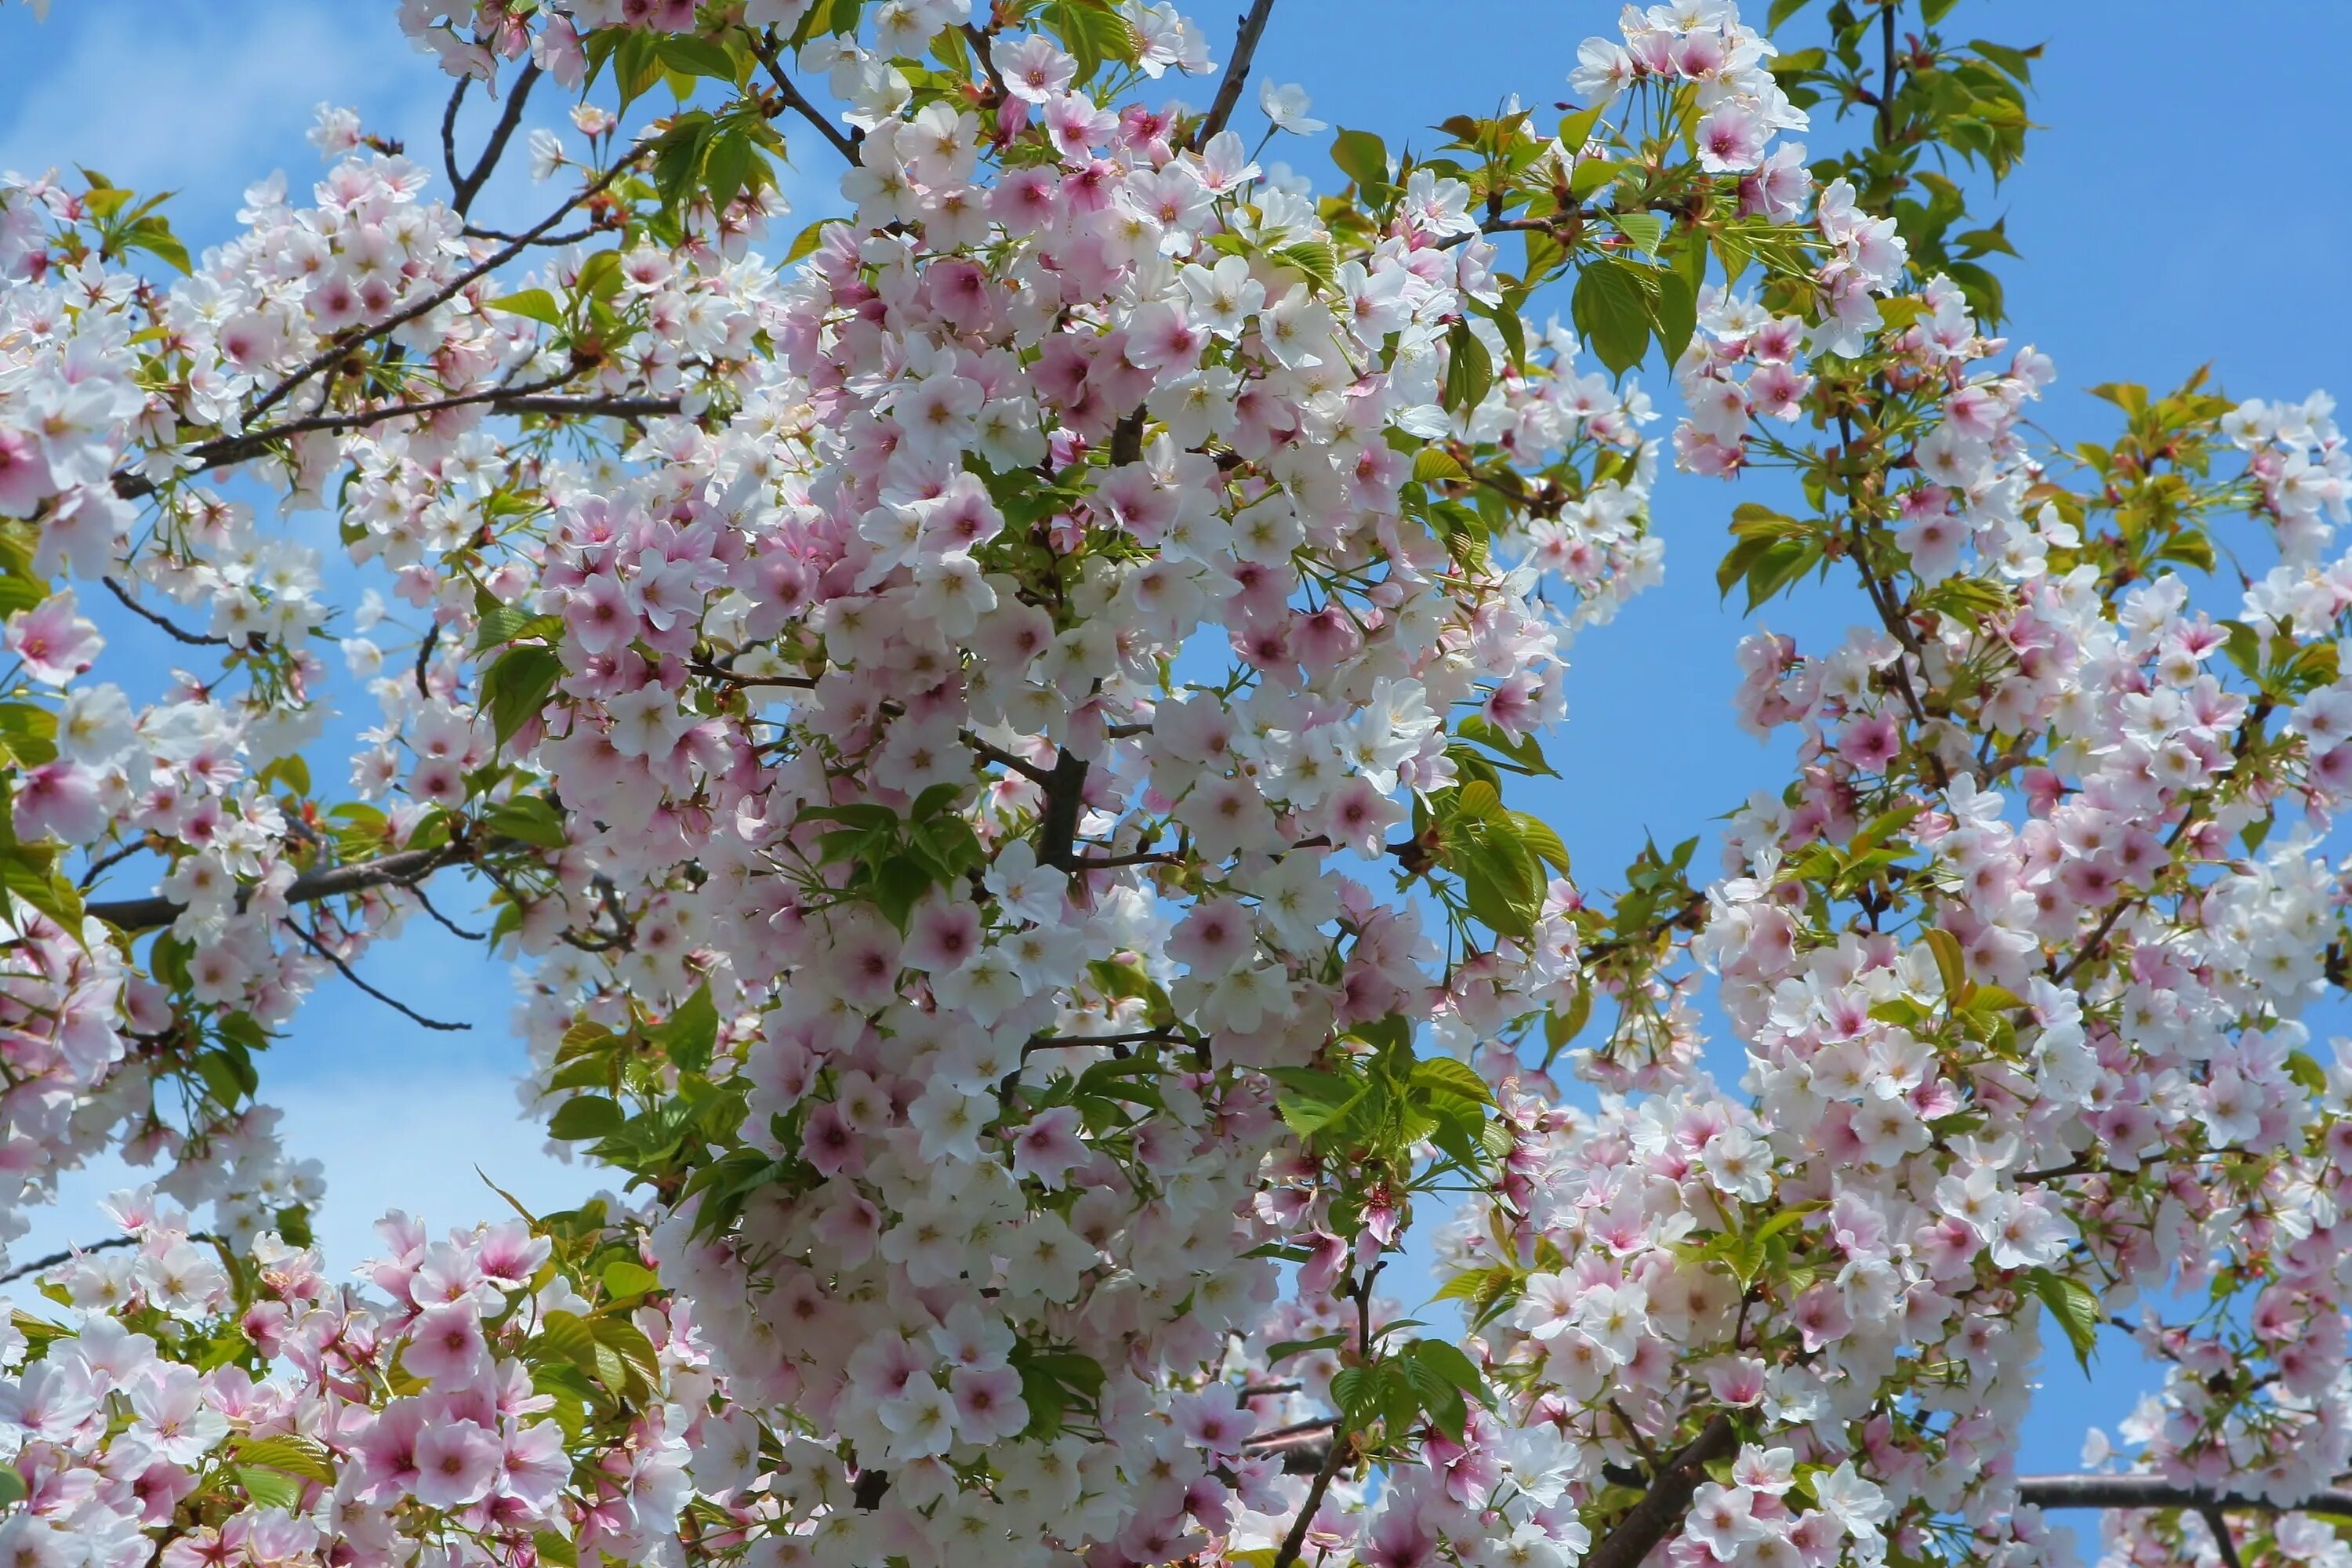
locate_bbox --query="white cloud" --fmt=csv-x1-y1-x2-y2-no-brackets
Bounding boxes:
0,1,442,244
13,1067,594,1276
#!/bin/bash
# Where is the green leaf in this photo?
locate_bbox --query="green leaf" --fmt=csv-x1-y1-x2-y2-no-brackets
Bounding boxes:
485,795,569,850
704,127,756,212
1969,38,2039,84
481,645,562,748
1413,448,1465,483
1042,0,1134,80
652,982,720,1073
785,218,842,264
1412,1055,1494,1106
2024,1267,2102,1370
234,1435,336,1485
603,1258,661,1298
1441,321,1494,412
1613,212,1665,257
1766,0,1811,28
548,1095,625,1141
1924,927,1967,1000
1515,813,1571,876
655,34,740,81
1265,1331,1348,1364
489,289,567,328
119,216,191,274
235,1466,304,1512
0,845,82,930
2285,1050,2329,1097
1651,268,1697,366
1330,128,1390,193
1571,257,1650,376
1276,239,1338,293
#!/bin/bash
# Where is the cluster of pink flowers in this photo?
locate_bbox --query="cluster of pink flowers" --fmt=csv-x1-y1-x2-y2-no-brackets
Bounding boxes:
0,1189,708,1568
2,0,2350,1566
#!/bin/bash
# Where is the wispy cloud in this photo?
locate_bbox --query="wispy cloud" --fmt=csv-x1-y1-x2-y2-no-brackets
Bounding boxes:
0,1,444,248
15,1067,593,1275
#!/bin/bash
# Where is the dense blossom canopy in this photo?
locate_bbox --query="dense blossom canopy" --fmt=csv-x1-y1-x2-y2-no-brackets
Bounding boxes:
0,4,2347,1568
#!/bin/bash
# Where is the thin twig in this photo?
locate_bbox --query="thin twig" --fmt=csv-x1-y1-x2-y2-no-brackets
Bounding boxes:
453,62,543,216
2,1231,220,1285
237,158,637,428
77,838,149,891
440,76,471,195
113,387,684,500
410,884,486,942
414,620,440,701
283,918,471,1031
85,840,477,933
103,577,230,646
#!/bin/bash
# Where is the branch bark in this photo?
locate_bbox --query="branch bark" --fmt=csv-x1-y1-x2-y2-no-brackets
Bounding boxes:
0,1231,219,1285
2016,1475,2352,1515
749,33,864,165
234,158,636,430
85,840,481,935
111,386,684,501
1584,1414,1739,1568
1194,0,1279,148
452,62,544,216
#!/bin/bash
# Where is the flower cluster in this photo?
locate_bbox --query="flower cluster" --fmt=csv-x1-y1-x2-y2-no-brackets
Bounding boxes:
0,2,2347,1567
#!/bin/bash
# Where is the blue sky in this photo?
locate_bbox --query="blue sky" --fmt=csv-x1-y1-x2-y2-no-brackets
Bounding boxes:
2,0,2344,1512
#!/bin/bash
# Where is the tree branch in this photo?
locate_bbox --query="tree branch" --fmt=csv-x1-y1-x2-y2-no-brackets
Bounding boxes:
1036,748,1090,872
2016,1475,2352,1515
235,158,636,429
1194,0,1279,148
112,386,684,500
453,61,543,216
282,919,471,1031
1,1231,219,1285
1581,1414,1739,1568
749,33,864,165
86,840,481,935
103,576,230,646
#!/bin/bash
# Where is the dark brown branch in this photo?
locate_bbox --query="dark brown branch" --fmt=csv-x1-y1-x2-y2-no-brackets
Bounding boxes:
111,387,684,501
440,76,471,196
750,33,864,165
966,734,1054,788
1022,1028,1185,1058
453,62,543,216
237,158,635,428
1066,849,1181,870
2,1231,220,1285
86,840,476,934
461,223,596,246
2016,1475,2352,1515
103,576,230,646
283,918,471,1031
1035,748,1090,872
1584,1414,1739,1568
410,884,486,942
2203,1508,2244,1568
1270,1419,1347,1568
414,620,440,700
1194,0,1279,148
77,838,150,891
